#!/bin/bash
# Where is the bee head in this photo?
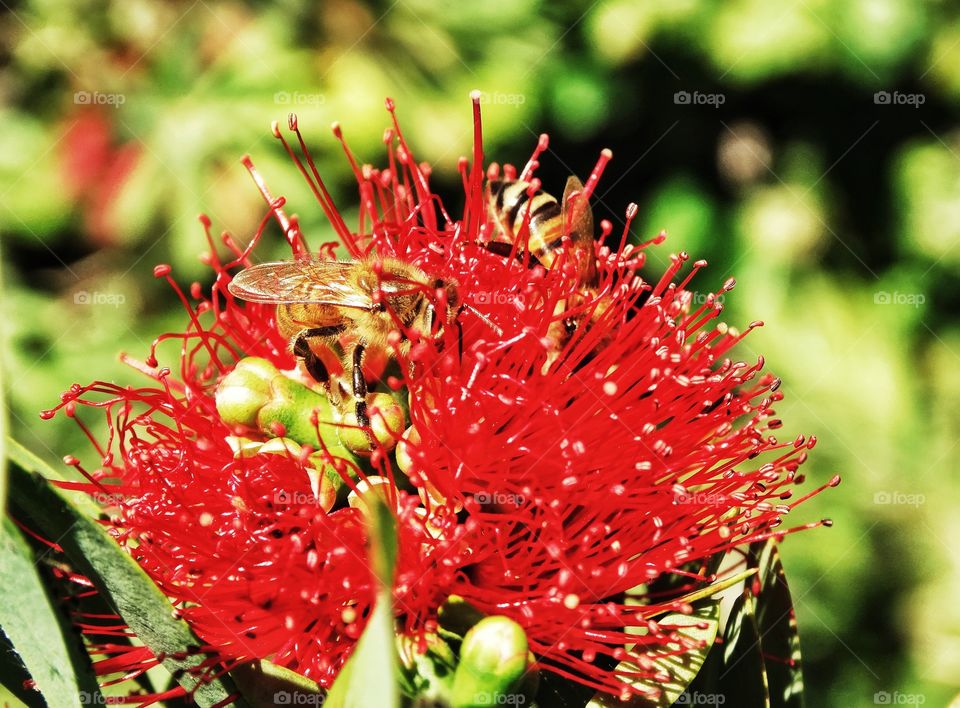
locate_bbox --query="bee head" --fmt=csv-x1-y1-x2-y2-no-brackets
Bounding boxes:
422,278,460,339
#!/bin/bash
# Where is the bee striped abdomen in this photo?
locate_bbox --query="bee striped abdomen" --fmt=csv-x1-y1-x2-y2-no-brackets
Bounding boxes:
487,180,566,269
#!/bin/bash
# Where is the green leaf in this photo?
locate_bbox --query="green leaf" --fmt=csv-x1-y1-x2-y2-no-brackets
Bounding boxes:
5,437,108,519
0,241,8,512
324,496,400,708
368,493,398,587
719,580,769,708
230,659,324,707
752,542,804,708
587,600,722,707
0,517,103,707
536,669,607,708
6,438,245,707
659,568,757,610
714,539,804,708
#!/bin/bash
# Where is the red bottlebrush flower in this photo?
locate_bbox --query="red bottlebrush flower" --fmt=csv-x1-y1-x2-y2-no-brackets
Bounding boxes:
45,93,836,702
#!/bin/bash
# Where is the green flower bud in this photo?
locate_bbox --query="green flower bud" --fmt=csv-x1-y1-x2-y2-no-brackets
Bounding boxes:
216,357,279,427
256,374,339,449
395,425,419,474
307,450,353,510
257,437,304,457
218,359,359,508
347,476,396,512
226,435,265,458
452,616,530,708
336,392,406,453
397,633,457,702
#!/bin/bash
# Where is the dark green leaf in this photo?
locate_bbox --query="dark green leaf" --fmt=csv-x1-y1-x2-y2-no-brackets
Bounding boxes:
438,595,486,642
714,539,805,708
231,659,324,707
752,542,804,708
0,624,38,706
0,517,103,707
638,551,728,601
719,580,769,708
536,669,604,708
6,438,245,707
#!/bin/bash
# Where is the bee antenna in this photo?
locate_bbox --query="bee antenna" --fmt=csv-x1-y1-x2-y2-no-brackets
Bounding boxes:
460,303,503,337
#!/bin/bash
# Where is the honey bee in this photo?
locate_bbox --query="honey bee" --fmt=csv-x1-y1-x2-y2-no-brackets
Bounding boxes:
486,176,613,368
227,256,461,432
485,175,597,286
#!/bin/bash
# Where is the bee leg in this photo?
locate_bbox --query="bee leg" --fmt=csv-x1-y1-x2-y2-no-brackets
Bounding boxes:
481,241,543,270
292,326,344,385
456,317,464,362
350,343,372,436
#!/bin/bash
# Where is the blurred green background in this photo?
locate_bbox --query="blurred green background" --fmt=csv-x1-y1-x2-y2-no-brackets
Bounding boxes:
2,0,958,705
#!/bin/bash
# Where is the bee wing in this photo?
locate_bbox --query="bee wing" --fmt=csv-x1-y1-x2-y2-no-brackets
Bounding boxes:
227,260,374,309
561,175,595,246
562,176,598,285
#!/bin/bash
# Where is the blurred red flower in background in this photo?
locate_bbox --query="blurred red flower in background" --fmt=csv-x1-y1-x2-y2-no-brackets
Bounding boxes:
60,107,141,245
